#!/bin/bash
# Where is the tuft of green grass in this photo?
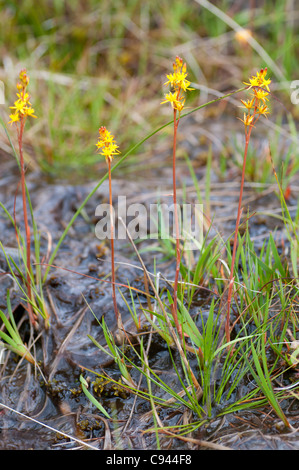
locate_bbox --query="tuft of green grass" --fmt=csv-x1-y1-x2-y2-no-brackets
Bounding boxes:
0,290,35,364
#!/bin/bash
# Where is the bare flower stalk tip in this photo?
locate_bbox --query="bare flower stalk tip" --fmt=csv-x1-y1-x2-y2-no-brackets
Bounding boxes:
226,68,272,344
161,56,193,339
96,126,122,331
9,69,37,326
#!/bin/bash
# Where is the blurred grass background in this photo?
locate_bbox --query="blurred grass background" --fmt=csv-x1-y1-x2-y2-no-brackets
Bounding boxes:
0,0,298,179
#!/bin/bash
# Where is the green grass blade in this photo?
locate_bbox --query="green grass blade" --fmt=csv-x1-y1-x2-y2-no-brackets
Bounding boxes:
79,375,111,419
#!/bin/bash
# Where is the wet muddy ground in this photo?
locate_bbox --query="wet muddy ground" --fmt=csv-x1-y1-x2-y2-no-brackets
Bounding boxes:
0,114,299,450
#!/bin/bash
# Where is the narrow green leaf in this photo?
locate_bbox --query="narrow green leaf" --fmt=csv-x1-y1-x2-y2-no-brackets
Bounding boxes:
79,375,111,419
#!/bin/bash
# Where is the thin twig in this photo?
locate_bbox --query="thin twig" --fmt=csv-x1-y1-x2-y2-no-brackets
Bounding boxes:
0,402,99,450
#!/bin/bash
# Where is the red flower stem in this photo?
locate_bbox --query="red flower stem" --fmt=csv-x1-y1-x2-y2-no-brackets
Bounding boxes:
108,158,119,327
225,123,254,343
18,118,36,326
172,108,182,339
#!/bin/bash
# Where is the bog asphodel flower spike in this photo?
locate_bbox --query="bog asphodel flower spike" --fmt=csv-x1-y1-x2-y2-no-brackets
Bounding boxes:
161,57,193,341
96,126,123,335
161,56,193,114
96,126,120,162
243,68,271,92
9,69,37,125
226,68,271,345
239,67,271,128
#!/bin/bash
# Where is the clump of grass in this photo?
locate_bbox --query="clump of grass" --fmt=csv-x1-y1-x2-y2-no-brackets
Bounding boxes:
0,290,35,365
82,264,294,436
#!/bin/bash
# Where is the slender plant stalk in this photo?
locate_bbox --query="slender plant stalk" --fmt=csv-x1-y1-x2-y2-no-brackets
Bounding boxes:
161,56,196,340
96,126,122,333
226,69,272,343
226,128,252,342
226,107,258,342
17,119,36,326
108,158,120,328
172,108,182,338
8,69,38,326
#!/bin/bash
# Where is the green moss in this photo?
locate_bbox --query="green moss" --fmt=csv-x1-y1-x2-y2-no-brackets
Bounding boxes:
92,377,130,399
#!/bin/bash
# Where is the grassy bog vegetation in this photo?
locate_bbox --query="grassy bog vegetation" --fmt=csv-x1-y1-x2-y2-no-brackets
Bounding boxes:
0,0,298,451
